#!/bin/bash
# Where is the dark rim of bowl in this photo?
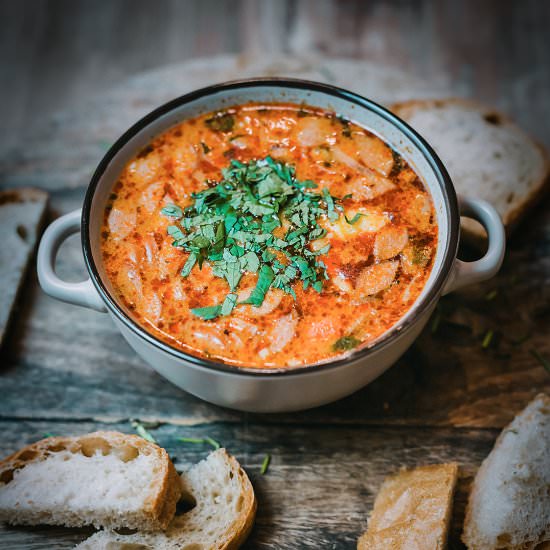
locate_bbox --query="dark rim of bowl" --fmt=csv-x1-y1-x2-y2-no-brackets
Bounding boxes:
82,77,459,376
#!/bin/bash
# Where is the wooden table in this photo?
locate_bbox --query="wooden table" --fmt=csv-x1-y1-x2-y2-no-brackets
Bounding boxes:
1,3,550,548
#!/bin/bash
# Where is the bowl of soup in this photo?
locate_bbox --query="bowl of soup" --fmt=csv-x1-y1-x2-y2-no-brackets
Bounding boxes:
37,79,505,412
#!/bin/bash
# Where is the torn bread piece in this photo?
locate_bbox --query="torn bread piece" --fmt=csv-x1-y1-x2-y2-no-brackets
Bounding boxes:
358,463,458,550
391,99,550,241
0,431,182,531
76,448,257,550
0,187,48,347
462,393,550,550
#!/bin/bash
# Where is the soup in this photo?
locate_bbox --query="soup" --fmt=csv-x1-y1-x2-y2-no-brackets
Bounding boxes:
101,103,437,368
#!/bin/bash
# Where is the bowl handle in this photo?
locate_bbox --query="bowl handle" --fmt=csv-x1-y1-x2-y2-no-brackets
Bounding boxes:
37,209,107,312
443,197,505,295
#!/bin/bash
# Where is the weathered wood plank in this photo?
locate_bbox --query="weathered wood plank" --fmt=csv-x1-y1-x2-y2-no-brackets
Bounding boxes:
0,55,453,192
2,0,549,155
1,189,547,428
0,419,498,549
0,3,548,548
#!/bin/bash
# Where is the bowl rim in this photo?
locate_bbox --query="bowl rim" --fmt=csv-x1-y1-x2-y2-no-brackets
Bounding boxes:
82,77,459,377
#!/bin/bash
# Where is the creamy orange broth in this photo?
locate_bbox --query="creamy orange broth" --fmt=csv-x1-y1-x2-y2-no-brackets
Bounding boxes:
101,103,437,368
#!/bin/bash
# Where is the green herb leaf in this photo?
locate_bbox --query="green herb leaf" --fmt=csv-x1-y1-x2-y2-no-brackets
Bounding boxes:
431,311,442,334
224,261,242,291
482,329,494,349
260,453,271,475
163,157,342,317
511,331,532,346
322,187,338,222
221,293,238,316
345,213,365,225
242,251,260,273
243,264,275,307
333,335,361,351
485,289,498,301
131,420,158,443
181,253,197,277
191,305,222,320
178,437,221,450
530,349,550,374
161,205,183,218
205,113,235,132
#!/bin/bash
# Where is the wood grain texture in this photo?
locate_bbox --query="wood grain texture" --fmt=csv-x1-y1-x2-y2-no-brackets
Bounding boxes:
0,419,498,549
0,2,549,548
0,176,547,428
1,0,549,154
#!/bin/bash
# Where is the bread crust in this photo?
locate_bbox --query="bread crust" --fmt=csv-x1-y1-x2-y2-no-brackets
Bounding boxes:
218,449,257,550
462,394,550,550
0,431,182,531
391,98,550,242
75,448,257,549
357,462,459,550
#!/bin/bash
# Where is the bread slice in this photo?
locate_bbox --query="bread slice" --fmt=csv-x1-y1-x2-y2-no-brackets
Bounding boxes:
0,431,182,531
391,99,550,240
0,187,48,347
462,393,550,550
76,448,257,550
357,463,458,550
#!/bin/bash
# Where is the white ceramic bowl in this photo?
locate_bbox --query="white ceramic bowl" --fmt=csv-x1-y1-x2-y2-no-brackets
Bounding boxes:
37,79,505,412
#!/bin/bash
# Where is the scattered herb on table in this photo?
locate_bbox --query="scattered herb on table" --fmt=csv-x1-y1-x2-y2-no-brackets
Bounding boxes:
161,156,345,319
317,65,336,82
511,331,532,346
260,453,271,475
482,329,494,349
43,432,56,438
178,436,221,450
131,419,158,443
97,139,111,151
485,289,498,301
431,311,442,334
530,349,550,374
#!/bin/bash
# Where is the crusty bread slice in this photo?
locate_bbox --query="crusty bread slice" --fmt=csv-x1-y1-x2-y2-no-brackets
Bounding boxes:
358,463,458,550
0,431,182,531
76,448,257,550
0,187,48,347
462,393,550,550
391,99,550,240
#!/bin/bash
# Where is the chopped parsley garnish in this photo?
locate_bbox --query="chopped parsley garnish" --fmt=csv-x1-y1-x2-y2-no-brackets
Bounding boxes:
161,156,344,319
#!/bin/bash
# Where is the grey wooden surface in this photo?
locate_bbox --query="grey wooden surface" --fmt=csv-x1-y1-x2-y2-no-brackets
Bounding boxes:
1,1,549,549
1,0,549,154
